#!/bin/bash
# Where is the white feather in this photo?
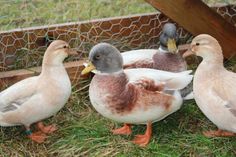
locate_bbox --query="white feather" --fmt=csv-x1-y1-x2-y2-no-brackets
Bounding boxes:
121,49,157,65
124,68,193,90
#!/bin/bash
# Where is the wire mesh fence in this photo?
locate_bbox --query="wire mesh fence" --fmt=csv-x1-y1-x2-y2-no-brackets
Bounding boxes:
0,1,236,73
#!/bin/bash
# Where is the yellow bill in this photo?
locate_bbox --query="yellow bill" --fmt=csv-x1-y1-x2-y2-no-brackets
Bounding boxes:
167,38,177,53
81,61,96,75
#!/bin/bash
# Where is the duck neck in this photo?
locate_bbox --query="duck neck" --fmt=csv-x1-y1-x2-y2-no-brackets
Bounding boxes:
97,69,124,76
94,70,127,93
196,56,224,80
201,53,224,67
40,59,66,77
158,45,179,55
158,45,168,53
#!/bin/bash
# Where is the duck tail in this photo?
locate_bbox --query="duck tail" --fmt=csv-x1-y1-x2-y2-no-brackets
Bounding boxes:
165,70,193,90
179,70,192,75
180,82,194,100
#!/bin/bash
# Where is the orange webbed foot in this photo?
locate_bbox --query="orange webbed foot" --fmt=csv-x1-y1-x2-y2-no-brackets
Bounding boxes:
112,123,132,135
28,131,47,143
132,122,152,147
37,122,58,134
132,134,151,147
203,129,235,137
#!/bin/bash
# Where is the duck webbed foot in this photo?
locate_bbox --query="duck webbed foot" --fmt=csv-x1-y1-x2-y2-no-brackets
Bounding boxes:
132,122,152,147
111,123,132,135
25,129,47,143
203,129,235,137
37,122,58,134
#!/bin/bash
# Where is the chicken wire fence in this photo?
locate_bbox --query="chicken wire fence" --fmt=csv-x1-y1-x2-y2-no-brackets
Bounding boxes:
0,1,236,74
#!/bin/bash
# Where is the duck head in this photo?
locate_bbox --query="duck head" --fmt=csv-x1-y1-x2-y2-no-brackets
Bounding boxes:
82,43,123,75
183,34,223,62
43,40,78,66
159,23,179,53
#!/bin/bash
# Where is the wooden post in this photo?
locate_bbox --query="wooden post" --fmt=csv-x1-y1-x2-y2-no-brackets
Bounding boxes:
145,0,236,58
0,60,86,88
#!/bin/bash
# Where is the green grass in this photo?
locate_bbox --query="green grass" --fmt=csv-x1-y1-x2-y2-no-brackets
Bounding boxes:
0,76,235,156
0,0,236,156
0,82,235,156
0,0,155,31
1,0,235,31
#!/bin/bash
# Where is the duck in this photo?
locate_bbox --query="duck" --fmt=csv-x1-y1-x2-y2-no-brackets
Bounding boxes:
121,23,193,100
183,34,236,137
82,43,193,146
0,40,77,143
122,23,187,73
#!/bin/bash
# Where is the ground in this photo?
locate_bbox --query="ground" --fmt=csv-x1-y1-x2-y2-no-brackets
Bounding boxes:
0,0,236,156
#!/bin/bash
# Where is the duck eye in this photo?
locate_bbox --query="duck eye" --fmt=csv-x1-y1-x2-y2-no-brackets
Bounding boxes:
95,55,101,59
196,43,200,46
63,45,68,49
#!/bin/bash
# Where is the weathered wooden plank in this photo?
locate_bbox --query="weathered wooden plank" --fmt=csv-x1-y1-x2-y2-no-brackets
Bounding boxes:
145,0,236,58
0,60,86,88
0,43,191,88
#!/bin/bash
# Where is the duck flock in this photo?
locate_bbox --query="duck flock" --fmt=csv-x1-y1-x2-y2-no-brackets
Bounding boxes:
0,23,235,147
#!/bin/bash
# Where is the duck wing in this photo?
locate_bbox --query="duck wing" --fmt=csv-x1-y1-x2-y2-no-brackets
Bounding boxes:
125,68,193,90
0,77,38,112
213,71,236,117
122,49,156,69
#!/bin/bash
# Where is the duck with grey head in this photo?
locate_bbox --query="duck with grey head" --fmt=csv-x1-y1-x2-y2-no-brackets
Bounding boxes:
82,43,193,146
121,23,193,100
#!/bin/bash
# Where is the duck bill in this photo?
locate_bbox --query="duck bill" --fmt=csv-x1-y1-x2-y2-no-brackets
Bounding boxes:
68,49,78,55
81,61,96,75
167,38,177,53
183,49,194,58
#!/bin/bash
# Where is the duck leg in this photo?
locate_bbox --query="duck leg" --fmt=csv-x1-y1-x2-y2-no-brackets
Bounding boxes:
132,122,152,147
36,122,58,134
25,126,47,143
111,123,132,135
203,129,235,137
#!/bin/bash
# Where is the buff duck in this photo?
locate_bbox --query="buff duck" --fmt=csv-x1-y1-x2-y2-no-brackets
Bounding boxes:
183,34,236,137
82,43,193,146
0,40,77,143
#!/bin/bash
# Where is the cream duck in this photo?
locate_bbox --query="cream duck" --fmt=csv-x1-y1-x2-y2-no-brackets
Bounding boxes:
82,43,193,146
0,40,77,143
183,34,236,137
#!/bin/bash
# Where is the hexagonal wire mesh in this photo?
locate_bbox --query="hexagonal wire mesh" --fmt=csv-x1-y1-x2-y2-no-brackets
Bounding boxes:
0,2,236,77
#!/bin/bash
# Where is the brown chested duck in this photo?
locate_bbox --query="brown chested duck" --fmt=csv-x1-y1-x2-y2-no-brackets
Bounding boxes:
122,23,187,72
0,40,77,143
183,34,236,137
121,23,193,100
82,43,193,146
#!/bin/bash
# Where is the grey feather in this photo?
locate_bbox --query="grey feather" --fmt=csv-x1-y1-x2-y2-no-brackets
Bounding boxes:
1,104,18,112
180,81,193,98
89,43,123,73
225,102,236,117
0,97,30,113
229,109,236,117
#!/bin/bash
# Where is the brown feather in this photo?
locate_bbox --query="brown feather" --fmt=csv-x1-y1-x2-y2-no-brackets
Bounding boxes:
123,59,154,69
153,52,187,72
123,52,187,73
91,73,173,115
